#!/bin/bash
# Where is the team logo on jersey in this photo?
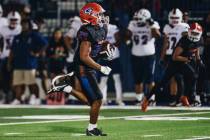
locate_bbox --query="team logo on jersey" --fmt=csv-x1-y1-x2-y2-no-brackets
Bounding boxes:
84,8,93,15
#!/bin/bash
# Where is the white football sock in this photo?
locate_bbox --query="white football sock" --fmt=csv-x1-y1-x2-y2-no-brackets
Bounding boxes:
113,74,123,101
88,123,97,131
99,77,108,102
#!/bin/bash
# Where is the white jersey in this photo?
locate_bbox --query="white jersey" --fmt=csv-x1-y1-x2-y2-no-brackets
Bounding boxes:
128,20,160,56
106,24,120,59
0,17,8,28
0,25,21,59
163,23,189,55
65,16,82,63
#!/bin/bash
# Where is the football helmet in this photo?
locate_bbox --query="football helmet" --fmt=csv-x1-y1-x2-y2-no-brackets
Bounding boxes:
79,2,109,27
168,8,183,26
134,9,151,25
188,22,202,42
7,11,21,29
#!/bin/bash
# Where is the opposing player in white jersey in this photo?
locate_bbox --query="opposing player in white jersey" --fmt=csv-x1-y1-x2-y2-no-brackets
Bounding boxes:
98,23,124,106
160,8,189,106
0,4,8,28
64,16,82,72
0,11,21,103
64,16,82,97
127,9,160,104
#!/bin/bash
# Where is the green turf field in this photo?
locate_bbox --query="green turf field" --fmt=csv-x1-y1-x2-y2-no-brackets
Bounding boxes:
0,106,210,140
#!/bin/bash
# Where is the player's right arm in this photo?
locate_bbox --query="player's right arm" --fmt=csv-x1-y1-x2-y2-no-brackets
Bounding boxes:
172,38,189,63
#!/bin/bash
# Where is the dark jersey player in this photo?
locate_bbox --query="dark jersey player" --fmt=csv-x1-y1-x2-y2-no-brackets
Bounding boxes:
141,22,203,112
48,3,115,136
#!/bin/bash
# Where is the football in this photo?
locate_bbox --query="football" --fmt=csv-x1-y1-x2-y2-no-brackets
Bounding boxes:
99,41,116,60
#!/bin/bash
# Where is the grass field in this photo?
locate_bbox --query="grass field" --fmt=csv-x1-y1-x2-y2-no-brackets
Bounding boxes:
0,106,210,140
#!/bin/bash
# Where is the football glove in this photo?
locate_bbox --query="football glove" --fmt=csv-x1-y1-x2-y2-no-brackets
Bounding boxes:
100,66,112,75
105,44,116,61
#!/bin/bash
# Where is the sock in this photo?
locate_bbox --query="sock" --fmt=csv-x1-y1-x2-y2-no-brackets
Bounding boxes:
113,74,123,101
88,123,97,131
99,77,108,102
136,93,144,101
63,86,72,93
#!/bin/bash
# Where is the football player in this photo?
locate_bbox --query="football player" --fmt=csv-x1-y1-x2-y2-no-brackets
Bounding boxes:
64,16,82,97
64,16,82,73
0,11,21,104
48,3,115,136
142,22,203,112
98,23,124,106
160,8,189,106
127,9,160,104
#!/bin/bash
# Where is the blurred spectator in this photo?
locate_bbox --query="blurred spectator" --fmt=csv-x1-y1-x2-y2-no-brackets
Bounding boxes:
183,12,190,23
0,4,8,28
9,19,47,105
46,28,68,79
20,5,31,20
33,15,49,94
0,11,21,104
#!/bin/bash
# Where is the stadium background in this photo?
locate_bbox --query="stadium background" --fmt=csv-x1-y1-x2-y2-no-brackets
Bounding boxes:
0,0,210,104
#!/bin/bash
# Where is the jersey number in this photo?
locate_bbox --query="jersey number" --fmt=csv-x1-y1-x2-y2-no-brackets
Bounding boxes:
168,37,177,49
133,35,148,45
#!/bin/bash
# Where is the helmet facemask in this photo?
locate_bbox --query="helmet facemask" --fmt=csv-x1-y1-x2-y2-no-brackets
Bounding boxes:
188,31,202,42
9,18,19,29
95,12,109,27
169,16,182,26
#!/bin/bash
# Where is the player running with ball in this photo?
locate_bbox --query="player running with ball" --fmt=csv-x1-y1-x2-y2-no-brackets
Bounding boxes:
48,3,116,136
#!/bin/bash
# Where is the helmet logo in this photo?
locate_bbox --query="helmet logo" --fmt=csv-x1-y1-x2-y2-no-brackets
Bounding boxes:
84,8,93,15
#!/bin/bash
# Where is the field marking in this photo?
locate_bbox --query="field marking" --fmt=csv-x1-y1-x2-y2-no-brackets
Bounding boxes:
125,116,210,121
142,134,162,137
177,136,210,140
1,105,210,111
0,111,210,126
3,115,91,120
4,132,24,136
71,133,86,136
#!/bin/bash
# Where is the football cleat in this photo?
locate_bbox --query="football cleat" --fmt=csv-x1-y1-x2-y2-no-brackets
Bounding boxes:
47,84,71,94
47,72,74,94
86,128,107,136
141,97,149,112
180,96,190,107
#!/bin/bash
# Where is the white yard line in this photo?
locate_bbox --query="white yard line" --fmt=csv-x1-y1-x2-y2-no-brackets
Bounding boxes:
4,132,24,136
142,134,162,137
0,111,210,126
0,105,210,111
177,136,210,140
